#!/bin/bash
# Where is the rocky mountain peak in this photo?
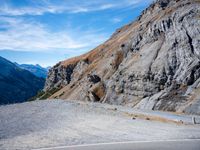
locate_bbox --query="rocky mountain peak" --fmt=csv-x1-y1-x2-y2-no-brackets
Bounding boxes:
43,0,200,115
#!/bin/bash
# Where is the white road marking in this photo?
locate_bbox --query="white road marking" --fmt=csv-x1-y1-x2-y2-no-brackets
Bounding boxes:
34,139,200,150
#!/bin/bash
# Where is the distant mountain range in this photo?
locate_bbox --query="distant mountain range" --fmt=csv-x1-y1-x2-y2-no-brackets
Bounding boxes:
0,56,45,105
15,63,50,78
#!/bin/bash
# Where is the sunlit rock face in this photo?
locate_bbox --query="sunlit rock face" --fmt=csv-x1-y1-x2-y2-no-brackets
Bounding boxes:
44,0,200,115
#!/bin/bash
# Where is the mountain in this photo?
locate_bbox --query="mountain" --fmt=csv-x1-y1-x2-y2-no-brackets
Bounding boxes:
42,0,200,115
16,63,49,78
0,56,45,105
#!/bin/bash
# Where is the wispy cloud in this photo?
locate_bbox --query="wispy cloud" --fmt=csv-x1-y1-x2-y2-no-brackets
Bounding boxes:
0,0,154,66
0,0,155,66
0,3,63,16
111,18,123,23
0,0,153,16
0,17,108,54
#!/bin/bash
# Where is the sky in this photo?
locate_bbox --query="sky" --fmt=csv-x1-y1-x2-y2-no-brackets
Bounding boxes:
0,0,153,67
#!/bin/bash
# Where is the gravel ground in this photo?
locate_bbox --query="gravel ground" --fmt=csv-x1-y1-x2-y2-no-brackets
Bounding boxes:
0,100,200,150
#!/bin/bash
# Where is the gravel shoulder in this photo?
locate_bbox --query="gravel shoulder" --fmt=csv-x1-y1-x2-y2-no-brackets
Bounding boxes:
0,100,200,150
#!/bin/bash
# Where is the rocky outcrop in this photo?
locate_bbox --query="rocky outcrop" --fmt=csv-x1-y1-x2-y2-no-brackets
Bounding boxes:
43,0,200,115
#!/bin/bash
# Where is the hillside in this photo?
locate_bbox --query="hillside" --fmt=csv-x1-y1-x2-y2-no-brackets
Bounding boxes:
0,56,45,105
42,0,200,115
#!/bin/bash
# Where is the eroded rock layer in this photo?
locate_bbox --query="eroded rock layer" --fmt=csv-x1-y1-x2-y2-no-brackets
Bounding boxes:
44,0,200,115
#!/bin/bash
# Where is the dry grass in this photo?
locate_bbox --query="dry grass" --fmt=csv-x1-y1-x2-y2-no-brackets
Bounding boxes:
90,82,106,101
112,51,124,70
124,112,184,125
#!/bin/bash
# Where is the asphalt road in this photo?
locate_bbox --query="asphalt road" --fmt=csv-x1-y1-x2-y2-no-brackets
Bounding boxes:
36,139,200,150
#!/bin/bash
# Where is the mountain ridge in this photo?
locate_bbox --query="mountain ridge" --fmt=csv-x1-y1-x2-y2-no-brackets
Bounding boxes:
42,0,200,115
15,63,49,78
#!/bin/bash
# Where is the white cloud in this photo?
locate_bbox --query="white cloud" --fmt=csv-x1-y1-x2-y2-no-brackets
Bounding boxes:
0,17,108,54
0,0,153,16
0,0,154,66
0,3,63,16
0,0,154,55
112,18,122,23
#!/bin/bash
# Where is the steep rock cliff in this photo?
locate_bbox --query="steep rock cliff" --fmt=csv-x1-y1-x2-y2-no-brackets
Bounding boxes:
44,0,200,115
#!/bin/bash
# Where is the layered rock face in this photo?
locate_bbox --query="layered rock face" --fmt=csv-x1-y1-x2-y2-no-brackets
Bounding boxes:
44,0,200,115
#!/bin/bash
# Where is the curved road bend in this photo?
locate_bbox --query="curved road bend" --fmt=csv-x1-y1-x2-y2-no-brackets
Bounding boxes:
35,139,200,150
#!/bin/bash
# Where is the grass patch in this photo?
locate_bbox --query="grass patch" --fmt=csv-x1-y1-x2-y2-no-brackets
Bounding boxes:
28,91,45,101
124,112,184,125
28,87,62,101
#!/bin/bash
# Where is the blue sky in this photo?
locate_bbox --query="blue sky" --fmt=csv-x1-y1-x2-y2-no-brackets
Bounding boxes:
0,0,153,67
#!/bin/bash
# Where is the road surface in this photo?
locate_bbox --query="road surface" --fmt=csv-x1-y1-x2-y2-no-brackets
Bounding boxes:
1,100,200,149
36,139,200,150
